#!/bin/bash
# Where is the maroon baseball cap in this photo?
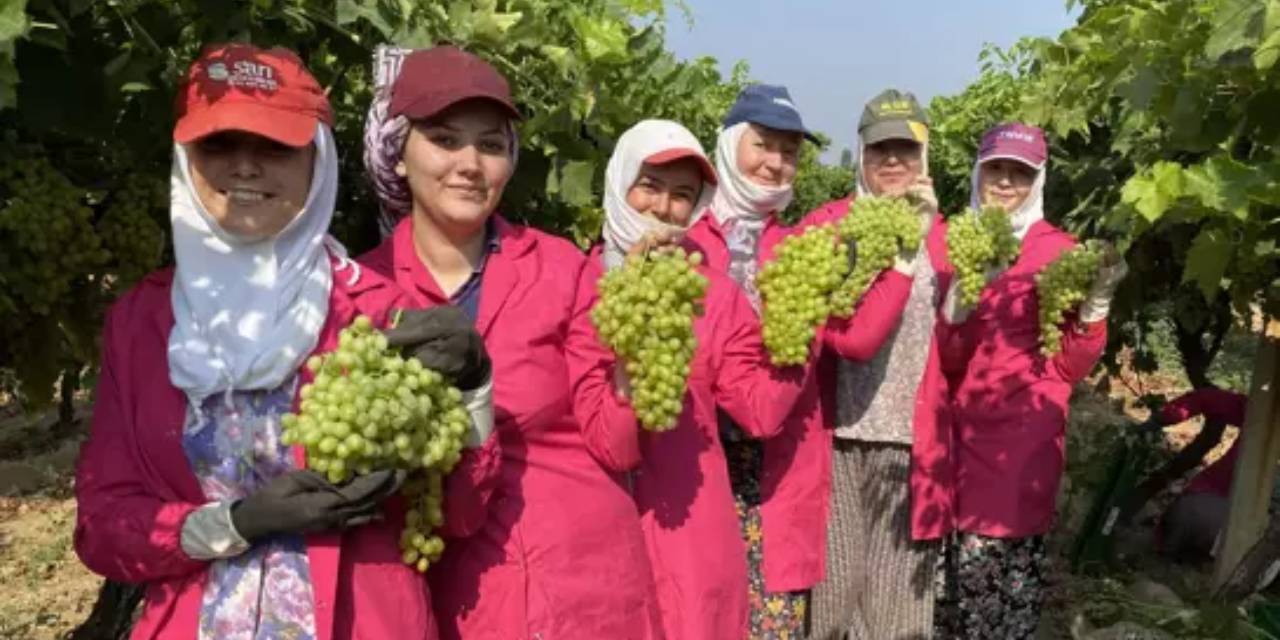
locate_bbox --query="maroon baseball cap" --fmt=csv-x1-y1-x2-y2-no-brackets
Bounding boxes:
174,44,333,147
978,123,1048,169
389,46,521,121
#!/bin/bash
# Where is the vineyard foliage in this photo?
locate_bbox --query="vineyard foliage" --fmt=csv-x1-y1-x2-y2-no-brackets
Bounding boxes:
0,0,858,407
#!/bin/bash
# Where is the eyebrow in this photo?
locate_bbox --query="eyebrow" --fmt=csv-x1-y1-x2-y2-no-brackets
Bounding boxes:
427,122,505,136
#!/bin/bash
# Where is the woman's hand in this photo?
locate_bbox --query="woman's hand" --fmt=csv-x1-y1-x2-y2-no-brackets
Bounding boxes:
626,228,683,259
1080,242,1129,323
230,469,405,542
384,306,492,391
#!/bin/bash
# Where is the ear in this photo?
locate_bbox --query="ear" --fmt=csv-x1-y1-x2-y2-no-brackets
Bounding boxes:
395,162,407,177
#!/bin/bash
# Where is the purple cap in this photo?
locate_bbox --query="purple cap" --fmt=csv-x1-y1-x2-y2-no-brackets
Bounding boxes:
978,123,1047,169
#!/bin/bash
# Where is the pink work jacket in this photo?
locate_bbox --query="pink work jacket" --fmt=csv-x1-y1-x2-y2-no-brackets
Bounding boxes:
940,220,1107,538
360,216,664,640
568,245,813,639
683,206,913,591
73,256,499,640
1160,389,1248,499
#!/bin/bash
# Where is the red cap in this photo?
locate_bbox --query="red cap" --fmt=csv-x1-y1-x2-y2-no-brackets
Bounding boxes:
389,46,521,121
978,122,1048,169
646,149,718,186
174,44,333,147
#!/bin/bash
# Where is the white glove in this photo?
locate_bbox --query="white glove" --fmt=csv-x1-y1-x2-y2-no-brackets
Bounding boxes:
460,375,495,448
1079,251,1129,323
181,500,251,560
893,246,922,275
941,265,1004,324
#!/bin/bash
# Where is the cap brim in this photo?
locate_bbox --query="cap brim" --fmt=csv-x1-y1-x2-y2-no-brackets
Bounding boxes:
645,148,718,186
860,120,927,145
397,92,522,122
740,116,821,144
174,102,318,147
979,153,1045,171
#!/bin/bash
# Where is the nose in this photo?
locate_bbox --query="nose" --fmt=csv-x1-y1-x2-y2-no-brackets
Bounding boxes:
229,147,262,179
455,144,482,177
762,151,783,173
649,192,673,221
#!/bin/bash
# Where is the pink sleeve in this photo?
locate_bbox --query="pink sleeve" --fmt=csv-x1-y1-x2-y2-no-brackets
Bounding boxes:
822,269,912,361
439,434,503,538
73,317,207,582
713,284,812,439
564,257,642,472
1050,316,1106,383
1160,388,1249,427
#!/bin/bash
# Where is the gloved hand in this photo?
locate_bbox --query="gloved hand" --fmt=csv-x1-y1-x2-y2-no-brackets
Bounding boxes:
230,469,405,542
384,306,495,448
940,265,1004,324
1135,415,1167,433
893,176,937,275
384,306,492,391
1079,243,1129,323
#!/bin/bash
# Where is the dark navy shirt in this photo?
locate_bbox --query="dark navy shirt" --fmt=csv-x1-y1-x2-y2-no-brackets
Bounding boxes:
450,220,500,321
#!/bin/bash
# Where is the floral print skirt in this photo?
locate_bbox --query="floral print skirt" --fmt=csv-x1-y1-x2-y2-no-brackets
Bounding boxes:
725,433,808,639
934,532,1047,640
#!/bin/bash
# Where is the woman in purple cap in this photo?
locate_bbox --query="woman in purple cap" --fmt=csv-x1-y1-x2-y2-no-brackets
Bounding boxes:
683,85,918,638
359,46,663,640
933,123,1127,638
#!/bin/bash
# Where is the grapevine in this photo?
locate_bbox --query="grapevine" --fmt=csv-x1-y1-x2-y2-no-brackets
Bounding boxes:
1036,241,1101,356
280,315,471,572
832,196,920,314
591,248,708,431
945,205,1020,306
97,175,168,291
757,224,849,365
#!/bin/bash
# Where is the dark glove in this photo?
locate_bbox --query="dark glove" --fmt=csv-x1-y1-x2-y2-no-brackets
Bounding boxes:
230,469,405,542
1135,416,1166,433
384,306,492,390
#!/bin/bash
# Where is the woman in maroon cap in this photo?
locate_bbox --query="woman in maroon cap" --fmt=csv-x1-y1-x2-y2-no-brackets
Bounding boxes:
933,123,1127,638
74,44,491,640
360,46,663,640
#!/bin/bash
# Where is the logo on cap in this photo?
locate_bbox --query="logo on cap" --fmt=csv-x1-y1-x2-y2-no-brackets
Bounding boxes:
877,99,915,116
998,129,1037,143
772,97,798,112
205,59,279,93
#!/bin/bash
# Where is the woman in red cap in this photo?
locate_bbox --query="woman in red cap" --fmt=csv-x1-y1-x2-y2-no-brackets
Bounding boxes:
933,122,1127,638
567,119,817,639
74,44,492,640
360,46,663,639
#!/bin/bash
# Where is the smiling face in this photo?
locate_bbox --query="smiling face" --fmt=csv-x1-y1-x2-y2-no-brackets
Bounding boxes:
735,123,801,188
862,138,924,197
186,130,316,241
978,158,1037,211
625,158,705,227
399,99,515,237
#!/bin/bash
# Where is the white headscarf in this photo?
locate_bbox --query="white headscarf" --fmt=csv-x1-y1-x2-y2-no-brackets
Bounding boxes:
168,123,344,408
969,156,1046,240
603,119,717,269
710,122,794,223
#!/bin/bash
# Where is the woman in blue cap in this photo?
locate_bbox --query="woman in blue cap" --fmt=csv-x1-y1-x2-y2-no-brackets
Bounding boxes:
685,84,918,639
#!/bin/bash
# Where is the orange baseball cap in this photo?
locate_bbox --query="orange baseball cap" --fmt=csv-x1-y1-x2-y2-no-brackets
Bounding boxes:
174,43,334,147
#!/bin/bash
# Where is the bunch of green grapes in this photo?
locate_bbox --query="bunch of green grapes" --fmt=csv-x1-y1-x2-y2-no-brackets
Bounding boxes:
832,196,920,314
0,152,107,315
758,224,849,365
98,174,167,290
946,206,1020,306
1035,241,1101,356
281,315,471,572
591,247,708,431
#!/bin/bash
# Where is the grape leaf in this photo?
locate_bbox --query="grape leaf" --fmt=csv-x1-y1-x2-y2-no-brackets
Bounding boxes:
0,0,27,43
1122,161,1185,224
1183,226,1232,301
1204,0,1265,60
559,160,596,207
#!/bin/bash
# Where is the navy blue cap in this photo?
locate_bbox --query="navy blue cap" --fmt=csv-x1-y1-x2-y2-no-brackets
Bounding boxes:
722,84,819,143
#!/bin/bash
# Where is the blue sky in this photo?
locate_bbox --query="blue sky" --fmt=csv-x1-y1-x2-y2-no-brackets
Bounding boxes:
663,1,1079,163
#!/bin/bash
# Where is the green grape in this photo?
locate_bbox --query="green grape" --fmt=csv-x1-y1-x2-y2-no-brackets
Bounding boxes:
280,315,470,573
591,247,708,432
0,149,106,317
758,224,849,366
97,174,167,290
1035,241,1102,356
832,196,920,314
945,205,1020,306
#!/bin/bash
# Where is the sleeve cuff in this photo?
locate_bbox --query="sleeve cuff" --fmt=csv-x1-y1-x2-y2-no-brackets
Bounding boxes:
180,500,250,560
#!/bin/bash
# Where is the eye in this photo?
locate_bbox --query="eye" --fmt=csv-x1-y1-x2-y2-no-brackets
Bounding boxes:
428,132,461,150
195,134,234,154
259,139,297,158
478,138,509,154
